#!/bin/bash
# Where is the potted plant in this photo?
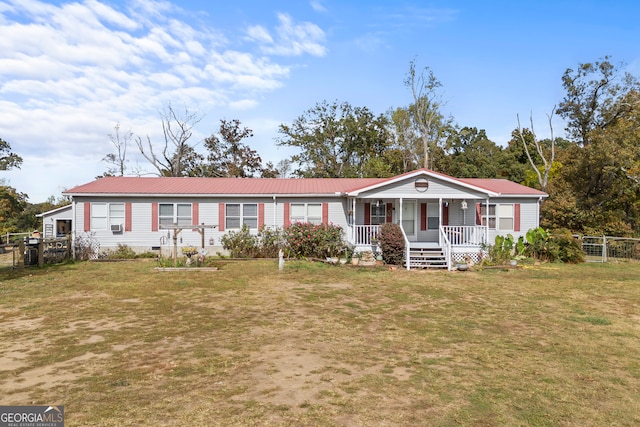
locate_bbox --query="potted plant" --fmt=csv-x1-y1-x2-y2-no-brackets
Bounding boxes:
351,253,360,265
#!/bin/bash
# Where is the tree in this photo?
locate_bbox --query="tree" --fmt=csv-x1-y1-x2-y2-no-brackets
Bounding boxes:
136,104,203,176
203,119,264,178
556,56,640,146
515,109,557,193
101,123,133,177
0,138,23,171
0,183,28,235
404,60,450,170
440,127,508,179
388,106,422,172
277,100,393,178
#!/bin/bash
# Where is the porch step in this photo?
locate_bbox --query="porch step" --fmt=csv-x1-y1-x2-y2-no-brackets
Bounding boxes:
408,247,448,269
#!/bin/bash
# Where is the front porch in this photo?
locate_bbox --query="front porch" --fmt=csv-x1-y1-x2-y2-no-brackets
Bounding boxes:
349,224,488,270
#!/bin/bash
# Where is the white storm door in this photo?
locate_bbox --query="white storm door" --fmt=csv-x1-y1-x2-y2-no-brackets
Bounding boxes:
402,200,417,242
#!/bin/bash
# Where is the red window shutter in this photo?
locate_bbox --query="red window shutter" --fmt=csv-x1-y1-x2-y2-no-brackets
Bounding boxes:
218,203,225,231
475,203,482,225
420,203,427,231
258,203,265,228
84,202,91,231
125,202,132,232
192,203,199,226
322,202,329,225
386,203,393,223
151,203,158,231
442,203,449,226
364,203,371,225
191,202,199,231
514,203,521,232
283,203,290,226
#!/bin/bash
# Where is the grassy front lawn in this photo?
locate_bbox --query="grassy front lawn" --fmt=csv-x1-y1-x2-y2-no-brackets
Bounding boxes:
1,260,639,426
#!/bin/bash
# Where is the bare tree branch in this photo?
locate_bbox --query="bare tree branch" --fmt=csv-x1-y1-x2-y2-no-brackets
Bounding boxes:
516,107,556,193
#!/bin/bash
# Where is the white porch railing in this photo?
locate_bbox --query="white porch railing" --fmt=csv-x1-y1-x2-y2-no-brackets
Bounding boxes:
353,225,381,246
440,227,452,271
441,226,487,247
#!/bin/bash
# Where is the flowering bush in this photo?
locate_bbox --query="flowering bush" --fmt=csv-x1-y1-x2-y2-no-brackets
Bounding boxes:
282,222,345,259
221,225,283,258
379,223,406,265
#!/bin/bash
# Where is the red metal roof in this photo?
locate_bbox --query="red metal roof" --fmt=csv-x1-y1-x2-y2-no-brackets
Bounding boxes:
64,176,389,196
457,178,547,196
63,171,547,197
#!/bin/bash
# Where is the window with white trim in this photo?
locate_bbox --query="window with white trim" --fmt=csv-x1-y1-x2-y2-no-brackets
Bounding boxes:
498,204,514,230
91,202,125,230
226,203,258,229
159,203,192,227
370,203,386,225
480,204,496,229
427,202,439,229
290,203,322,224
110,203,125,229
480,204,514,230
91,203,107,230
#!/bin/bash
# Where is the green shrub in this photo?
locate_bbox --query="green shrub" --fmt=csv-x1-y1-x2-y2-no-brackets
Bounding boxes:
257,226,281,258
489,234,515,264
220,225,258,258
551,228,585,263
136,250,159,259
104,243,137,259
220,225,284,258
525,227,584,263
378,223,405,265
282,222,344,259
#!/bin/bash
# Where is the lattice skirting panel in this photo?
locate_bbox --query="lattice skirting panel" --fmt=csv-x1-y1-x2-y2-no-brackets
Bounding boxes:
451,251,485,264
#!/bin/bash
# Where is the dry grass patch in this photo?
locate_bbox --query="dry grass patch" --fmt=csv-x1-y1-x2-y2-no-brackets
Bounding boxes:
1,259,640,426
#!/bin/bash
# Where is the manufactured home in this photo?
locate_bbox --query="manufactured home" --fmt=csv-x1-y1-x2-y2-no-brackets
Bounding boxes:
43,169,547,270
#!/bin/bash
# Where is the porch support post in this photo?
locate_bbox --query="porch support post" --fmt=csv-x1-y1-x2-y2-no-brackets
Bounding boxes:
352,197,356,242
485,198,490,243
438,197,443,247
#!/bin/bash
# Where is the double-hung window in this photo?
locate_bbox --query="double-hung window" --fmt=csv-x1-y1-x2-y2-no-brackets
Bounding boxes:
497,204,514,230
159,203,192,227
225,203,258,229
290,203,322,224
480,204,496,229
480,204,514,230
427,202,439,229
91,202,125,230
91,203,108,230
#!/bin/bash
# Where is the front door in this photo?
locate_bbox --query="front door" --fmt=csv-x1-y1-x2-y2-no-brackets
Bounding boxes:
402,200,417,242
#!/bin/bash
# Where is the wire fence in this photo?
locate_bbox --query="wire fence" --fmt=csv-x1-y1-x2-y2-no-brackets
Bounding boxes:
578,235,640,262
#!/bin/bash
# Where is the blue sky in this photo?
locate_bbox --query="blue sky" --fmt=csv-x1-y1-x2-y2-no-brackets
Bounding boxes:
1,0,639,202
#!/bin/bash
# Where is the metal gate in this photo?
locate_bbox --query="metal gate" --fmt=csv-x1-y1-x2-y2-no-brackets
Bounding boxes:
580,235,640,262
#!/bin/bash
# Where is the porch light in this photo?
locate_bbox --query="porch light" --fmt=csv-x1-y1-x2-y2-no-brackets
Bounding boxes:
461,200,468,210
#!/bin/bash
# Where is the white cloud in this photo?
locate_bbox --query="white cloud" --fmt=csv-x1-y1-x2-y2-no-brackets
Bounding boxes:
247,13,327,57
309,1,326,13
0,0,327,201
